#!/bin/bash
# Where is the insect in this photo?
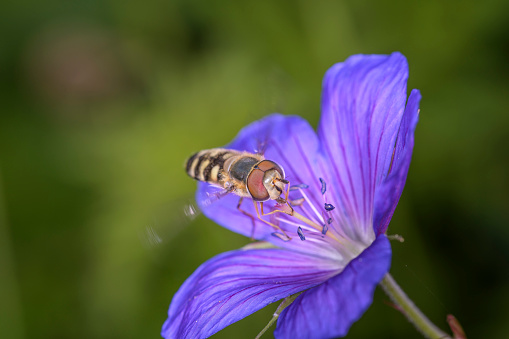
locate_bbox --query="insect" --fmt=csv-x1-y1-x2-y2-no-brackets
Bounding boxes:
185,148,294,239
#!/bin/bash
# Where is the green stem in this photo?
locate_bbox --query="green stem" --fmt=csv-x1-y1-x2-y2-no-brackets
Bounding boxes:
380,273,451,339
255,292,302,339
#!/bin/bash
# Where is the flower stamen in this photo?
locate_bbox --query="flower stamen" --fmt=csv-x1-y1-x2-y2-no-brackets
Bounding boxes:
324,203,335,211
322,223,328,235
319,177,327,195
290,210,340,243
289,184,309,191
289,198,305,206
271,232,290,241
275,216,314,233
297,188,324,224
297,227,305,241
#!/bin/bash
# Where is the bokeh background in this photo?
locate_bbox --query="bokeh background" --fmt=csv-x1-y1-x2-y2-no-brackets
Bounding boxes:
1,1,508,338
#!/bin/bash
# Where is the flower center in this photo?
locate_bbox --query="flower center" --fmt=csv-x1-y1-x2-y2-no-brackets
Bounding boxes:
272,178,374,262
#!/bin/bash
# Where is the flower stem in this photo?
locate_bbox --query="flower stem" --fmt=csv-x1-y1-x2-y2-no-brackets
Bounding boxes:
380,273,451,339
255,292,302,339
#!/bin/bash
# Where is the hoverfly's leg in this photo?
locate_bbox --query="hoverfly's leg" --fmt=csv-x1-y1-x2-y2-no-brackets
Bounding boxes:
253,201,291,240
283,178,291,200
236,197,257,240
260,200,294,217
272,178,295,216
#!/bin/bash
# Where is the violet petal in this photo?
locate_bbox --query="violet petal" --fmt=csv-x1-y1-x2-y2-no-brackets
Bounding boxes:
162,248,339,339
374,89,421,234
318,53,409,235
274,235,391,339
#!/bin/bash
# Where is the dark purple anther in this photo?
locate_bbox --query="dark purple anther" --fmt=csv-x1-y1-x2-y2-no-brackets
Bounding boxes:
322,224,328,235
324,203,335,211
319,178,326,195
290,184,309,191
297,227,305,241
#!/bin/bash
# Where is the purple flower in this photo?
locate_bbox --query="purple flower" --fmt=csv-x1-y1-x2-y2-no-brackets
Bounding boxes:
162,52,421,339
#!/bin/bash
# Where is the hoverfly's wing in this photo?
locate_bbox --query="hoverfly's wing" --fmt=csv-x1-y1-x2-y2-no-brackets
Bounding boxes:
139,196,202,250
198,184,235,208
254,138,268,156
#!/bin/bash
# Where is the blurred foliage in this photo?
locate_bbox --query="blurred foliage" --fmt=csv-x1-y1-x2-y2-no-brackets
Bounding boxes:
1,0,508,338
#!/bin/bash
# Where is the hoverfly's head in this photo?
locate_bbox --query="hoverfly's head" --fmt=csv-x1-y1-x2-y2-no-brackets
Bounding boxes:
247,160,287,202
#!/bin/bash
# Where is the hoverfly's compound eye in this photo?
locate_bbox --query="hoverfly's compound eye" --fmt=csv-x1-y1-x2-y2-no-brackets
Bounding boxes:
246,160,286,201
255,160,285,178
246,167,270,201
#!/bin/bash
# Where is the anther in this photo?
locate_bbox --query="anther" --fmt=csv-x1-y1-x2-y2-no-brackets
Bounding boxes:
289,198,305,206
319,178,326,195
322,224,328,235
297,227,305,241
290,184,309,191
324,203,335,211
327,217,332,224
271,232,291,242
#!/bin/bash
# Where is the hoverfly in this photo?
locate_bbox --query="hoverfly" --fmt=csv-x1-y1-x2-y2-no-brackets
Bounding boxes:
186,148,294,239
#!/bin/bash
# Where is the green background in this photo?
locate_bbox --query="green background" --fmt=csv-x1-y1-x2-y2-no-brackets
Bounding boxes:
1,1,508,338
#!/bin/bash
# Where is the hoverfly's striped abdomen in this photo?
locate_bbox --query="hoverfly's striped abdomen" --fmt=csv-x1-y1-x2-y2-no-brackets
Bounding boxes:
186,148,265,198
186,149,236,184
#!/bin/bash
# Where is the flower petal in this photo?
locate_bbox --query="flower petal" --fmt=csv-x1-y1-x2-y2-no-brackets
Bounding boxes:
161,248,339,339
274,235,392,339
373,89,421,235
196,114,326,243
318,53,409,236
